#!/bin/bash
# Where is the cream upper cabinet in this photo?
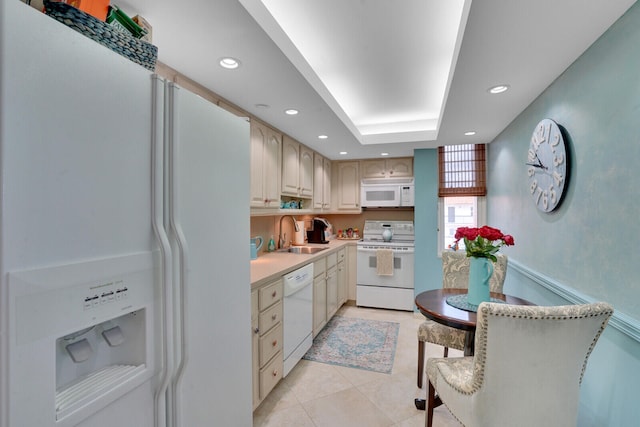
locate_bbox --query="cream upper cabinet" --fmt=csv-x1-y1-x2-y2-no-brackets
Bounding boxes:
281,136,300,196
299,146,314,198
361,157,413,178
250,121,281,208
322,157,331,210
313,153,331,210
281,136,313,198
335,161,360,210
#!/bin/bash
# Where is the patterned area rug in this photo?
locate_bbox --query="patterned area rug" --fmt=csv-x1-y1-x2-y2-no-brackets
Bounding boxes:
303,316,400,374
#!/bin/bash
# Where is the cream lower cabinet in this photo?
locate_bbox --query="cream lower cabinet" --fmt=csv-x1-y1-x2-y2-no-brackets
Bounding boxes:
312,257,327,337
337,248,347,306
347,245,357,301
252,278,283,410
325,252,339,319
313,251,345,337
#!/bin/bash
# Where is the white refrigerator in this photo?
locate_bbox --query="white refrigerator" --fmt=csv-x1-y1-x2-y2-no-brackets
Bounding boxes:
0,2,252,427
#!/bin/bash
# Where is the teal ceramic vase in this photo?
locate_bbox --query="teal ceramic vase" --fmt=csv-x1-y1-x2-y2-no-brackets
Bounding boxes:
467,256,494,306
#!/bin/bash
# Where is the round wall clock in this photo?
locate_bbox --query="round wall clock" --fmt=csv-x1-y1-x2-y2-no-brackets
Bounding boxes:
526,118,570,212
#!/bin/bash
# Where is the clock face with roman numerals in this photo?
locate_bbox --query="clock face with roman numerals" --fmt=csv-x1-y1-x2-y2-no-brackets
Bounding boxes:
526,119,570,212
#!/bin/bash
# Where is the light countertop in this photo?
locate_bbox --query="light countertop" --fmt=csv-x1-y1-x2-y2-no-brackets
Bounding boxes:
250,239,356,289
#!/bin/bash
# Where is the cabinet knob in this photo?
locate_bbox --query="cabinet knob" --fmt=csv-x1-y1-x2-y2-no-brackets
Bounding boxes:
271,313,277,320
272,370,278,377
272,340,278,347
272,291,277,298
389,170,394,175
254,327,259,334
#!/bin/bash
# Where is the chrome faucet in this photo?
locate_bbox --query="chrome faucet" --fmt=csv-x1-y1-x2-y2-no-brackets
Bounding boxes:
278,215,300,249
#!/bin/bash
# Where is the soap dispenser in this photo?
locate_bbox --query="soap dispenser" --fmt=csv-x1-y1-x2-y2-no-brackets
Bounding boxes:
267,236,276,252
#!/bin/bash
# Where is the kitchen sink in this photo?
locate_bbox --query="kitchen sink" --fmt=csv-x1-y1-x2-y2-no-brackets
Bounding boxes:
278,246,328,254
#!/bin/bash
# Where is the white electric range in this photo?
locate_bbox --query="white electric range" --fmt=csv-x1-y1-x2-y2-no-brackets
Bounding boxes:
356,220,415,311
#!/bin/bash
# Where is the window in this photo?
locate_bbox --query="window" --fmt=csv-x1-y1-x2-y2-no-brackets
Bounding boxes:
438,145,487,253
438,144,486,197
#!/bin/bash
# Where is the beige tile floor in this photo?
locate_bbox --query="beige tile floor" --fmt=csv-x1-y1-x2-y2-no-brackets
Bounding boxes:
253,305,463,427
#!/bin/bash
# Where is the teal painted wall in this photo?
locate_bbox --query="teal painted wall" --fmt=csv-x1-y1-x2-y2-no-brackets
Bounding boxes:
487,3,640,425
413,149,441,297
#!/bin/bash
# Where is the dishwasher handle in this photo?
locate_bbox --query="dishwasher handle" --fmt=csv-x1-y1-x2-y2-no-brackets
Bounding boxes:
283,263,314,296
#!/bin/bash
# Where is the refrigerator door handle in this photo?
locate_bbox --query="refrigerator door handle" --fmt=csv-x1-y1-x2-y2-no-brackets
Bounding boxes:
151,75,173,427
167,83,190,427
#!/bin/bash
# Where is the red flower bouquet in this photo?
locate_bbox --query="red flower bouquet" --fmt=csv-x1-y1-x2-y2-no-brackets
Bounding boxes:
454,226,515,262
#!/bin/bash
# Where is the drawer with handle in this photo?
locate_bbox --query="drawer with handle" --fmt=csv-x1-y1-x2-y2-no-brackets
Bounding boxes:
259,323,282,366
258,279,282,311
258,300,281,335
259,351,283,399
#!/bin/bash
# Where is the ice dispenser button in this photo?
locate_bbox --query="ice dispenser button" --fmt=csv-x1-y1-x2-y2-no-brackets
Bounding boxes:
102,326,125,347
65,339,93,363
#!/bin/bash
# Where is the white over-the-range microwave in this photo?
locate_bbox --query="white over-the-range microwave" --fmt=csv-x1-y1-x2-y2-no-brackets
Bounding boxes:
360,177,415,207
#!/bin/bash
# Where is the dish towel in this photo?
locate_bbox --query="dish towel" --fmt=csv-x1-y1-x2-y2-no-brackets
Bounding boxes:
376,249,394,276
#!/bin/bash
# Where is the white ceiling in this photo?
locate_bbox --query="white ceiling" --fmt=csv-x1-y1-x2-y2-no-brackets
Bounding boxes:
119,0,636,160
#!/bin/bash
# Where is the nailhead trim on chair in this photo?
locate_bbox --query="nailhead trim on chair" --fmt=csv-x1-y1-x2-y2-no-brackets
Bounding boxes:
432,302,615,396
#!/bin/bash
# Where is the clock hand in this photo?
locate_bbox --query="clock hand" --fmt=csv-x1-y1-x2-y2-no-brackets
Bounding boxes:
533,152,548,170
525,162,545,169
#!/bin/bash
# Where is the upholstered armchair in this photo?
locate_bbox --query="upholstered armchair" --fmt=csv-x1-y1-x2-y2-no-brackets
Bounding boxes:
417,251,508,388
426,301,613,427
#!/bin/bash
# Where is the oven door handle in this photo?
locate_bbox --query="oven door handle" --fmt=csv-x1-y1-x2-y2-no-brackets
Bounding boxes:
357,246,414,253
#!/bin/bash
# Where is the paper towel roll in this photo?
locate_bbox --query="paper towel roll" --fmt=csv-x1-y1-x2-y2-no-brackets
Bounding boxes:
293,221,306,245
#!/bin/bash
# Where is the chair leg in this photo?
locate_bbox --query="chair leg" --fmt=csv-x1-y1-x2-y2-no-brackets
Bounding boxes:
443,346,448,357
417,340,425,388
426,381,435,427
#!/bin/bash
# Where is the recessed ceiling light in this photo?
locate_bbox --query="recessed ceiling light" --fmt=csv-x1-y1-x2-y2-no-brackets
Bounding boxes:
381,152,390,156
488,84,510,94
318,135,328,139
339,151,348,155
464,131,476,136
255,103,270,109
219,57,240,69
284,109,299,115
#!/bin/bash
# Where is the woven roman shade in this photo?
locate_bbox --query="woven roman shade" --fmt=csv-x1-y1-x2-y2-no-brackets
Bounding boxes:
438,144,487,197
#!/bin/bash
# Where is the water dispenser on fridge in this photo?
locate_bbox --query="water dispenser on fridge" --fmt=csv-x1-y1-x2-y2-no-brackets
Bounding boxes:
7,253,159,427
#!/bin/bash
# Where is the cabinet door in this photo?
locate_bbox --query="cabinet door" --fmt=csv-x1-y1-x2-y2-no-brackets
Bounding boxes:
322,157,332,210
326,265,338,319
251,291,259,409
264,127,282,208
337,161,360,210
313,153,325,209
299,146,314,198
313,274,327,336
250,122,267,207
347,245,357,301
387,157,413,177
337,260,346,307
281,136,300,196
361,159,387,178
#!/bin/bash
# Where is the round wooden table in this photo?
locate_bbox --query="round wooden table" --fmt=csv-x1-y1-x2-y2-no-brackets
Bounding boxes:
415,288,533,356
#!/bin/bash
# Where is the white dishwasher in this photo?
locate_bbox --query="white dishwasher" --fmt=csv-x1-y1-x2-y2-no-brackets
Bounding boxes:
282,263,314,377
